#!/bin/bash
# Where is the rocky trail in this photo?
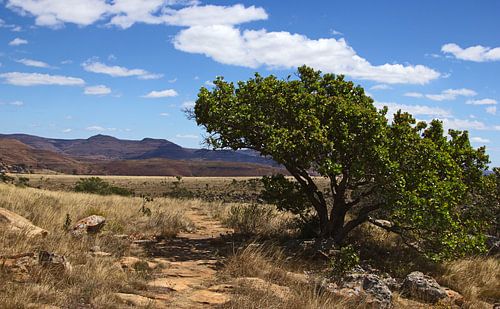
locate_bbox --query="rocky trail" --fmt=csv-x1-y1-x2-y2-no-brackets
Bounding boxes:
117,206,235,308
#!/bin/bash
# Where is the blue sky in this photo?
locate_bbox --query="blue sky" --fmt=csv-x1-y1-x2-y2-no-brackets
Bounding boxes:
0,0,499,166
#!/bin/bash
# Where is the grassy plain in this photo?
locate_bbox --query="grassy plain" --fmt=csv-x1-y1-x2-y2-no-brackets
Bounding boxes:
0,175,498,308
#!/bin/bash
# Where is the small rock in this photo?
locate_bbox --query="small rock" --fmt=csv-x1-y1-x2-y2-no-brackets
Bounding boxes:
119,256,155,271
285,271,309,284
443,288,464,307
38,251,72,273
0,207,48,238
400,271,447,303
91,251,111,257
71,215,105,236
0,253,38,282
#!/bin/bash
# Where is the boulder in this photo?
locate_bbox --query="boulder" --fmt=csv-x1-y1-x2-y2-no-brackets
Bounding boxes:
400,271,447,303
339,273,393,309
0,207,48,238
71,215,105,236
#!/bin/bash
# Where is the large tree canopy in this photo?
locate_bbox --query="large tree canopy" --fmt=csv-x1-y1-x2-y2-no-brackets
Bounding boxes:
194,66,489,260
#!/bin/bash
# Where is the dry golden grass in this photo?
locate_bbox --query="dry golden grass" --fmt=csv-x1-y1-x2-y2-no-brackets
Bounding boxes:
438,257,500,308
0,183,193,308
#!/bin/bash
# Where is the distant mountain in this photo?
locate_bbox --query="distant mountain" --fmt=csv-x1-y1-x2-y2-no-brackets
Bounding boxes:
0,138,85,174
0,133,275,166
0,133,281,176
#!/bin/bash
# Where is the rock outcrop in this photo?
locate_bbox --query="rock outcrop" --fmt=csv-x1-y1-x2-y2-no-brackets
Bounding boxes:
0,207,48,238
71,215,105,236
400,271,447,303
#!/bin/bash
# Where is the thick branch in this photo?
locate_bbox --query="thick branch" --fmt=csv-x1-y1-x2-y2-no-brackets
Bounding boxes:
341,202,383,236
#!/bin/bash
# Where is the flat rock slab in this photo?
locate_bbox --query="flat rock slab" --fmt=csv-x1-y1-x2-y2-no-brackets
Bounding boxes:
114,293,165,308
148,277,198,292
0,207,48,238
188,290,230,305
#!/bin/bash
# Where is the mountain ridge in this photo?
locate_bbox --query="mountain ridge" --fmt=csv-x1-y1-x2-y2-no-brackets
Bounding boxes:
0,133,280,176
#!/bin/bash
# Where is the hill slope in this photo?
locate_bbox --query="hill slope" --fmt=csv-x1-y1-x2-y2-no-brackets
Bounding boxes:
0,133,275,165
0,136,282,176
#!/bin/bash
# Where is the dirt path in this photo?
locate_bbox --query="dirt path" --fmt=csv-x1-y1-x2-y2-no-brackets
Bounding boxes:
122,206,234,308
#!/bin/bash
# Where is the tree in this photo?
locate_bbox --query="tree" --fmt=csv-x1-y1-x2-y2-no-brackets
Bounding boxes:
194,66,488,259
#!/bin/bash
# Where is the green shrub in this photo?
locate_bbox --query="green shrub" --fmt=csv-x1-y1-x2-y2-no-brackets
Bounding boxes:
224,203,276,236
74,177,132,196
330,245,360,279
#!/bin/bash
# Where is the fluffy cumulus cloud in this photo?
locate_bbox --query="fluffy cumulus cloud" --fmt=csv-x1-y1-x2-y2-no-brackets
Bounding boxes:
375,102,451,118
404,88,477,101
174,25,440,84
0,72,85,86
84,85,111,95
82,60,163,79
6,1,267,28
142,89,178,98
6,1,439,84
442,43,500,62
8,37,28,46
16,58,51,68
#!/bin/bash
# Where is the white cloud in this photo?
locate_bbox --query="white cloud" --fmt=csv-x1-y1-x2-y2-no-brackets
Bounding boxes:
9,100,24,106
168,77,178,83
0,72,85,86
82,60,163,79
441,118,488,131
0,100,24,106
6,1,266,28
466,98,497,105
142,89,178,98
471,137,490,143
175,134,198,139
174,25,440,84
425,88,477,101
16,58,51,68
370,84,391,90
159,112,169,116
62,128,72,133
375,102,451,118
6,0,110,27
404,92,424,98
181,100,195,109
4,2,440,84
84,85,111,95
8,37,28,46
442,43,500,62
330,29,343,36
86,125,116,132
486,106,497,115
204,80,215,87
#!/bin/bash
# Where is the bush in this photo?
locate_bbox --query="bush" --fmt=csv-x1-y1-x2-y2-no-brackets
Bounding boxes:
224,203,277,236
74,177,132,196
0,172,14,183
330,245,360,279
